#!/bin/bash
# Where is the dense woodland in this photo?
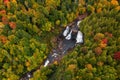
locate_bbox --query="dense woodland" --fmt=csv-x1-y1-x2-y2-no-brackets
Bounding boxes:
0,0,120,80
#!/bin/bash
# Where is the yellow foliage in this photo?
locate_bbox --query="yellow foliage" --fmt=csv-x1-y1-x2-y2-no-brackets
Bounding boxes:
91,6,95,13
15,57,18,61
79,7,86,14
76,76,82,79
11,0,17,3
95,77,101,80
8,78,11,80
67,64,76,71
76,10,79,16
56,20,60,25
0,22,5,28
42,21,52,31
94,33,105,41
54,61,58,65
76,76,79,79
87,5,95,13
67,12,75,23
26,61,30,67
98,3,103,8
115,6,120,11
45,0,59,9
79,0,85,5
46,0,55,6
103,0,109,5
97,61,104,66
44,56,47,59
85,64,93,71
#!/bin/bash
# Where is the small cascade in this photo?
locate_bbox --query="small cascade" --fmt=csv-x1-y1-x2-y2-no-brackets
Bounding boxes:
63,26,70,37
19,13,87,80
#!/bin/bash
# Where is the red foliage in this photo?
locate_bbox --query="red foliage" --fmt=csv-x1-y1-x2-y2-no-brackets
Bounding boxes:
101,38,108,44
9,22,16,29
114,51,120,60
0,10,6,14
3,0,9,5
2,16,9,25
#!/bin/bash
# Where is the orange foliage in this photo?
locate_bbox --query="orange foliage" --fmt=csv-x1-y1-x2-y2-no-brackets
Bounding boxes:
94,47,102,55
99,38,108,49
4,0,10,5
97,8,102,13
3,0,10,10
9,22,16,29
2,16,9,25
111,0,119,6
0,10,6,14
0,35,8,44
99,43,107,49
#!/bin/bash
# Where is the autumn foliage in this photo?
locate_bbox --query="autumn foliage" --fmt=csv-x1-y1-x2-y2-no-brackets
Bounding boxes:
3,0,10,5
0,0,120,80
9,22,16,29
85,64,93,71
101,38,108,44
0,35,7,44
111,0,119,6
114,52,120,60
1,16,9,25
0,10,6,14
94,47,102,55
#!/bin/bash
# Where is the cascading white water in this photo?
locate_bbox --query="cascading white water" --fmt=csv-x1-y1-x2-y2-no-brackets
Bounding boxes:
65,30,72,40
20,13,86,80
44,60,50,67
63,26,70,37
77,21,81,26
76,31,83,44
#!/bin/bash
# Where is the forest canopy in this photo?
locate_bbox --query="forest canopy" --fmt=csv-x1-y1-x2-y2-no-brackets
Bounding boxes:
0,0,120,80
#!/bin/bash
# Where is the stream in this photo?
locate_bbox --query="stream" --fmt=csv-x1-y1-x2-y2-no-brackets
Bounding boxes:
19,13,88,80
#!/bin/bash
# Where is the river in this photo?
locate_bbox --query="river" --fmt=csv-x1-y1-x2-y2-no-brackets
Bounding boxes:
19,13,88,80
